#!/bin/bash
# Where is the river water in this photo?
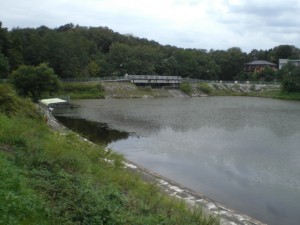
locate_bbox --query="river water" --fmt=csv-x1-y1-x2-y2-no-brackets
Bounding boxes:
54,97,300,225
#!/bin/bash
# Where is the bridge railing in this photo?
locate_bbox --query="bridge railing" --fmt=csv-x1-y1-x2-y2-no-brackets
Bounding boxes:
126,75,182,80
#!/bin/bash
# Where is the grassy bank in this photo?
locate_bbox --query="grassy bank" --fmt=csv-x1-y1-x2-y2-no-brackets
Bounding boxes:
256,90,300,100
58,82,171,99
0,84,219,225
58,82,105,99
190,82,300,100
57,81,300,101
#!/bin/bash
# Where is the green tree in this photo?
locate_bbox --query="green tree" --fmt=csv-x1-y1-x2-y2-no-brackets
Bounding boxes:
280,63,300,92
9,63,60,101
0,52,10,78
234,71,252,81
210,47,248,80
258,67,276,81
87,60,100,77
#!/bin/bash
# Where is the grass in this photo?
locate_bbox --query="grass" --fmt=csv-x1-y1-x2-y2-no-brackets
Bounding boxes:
0,85,219,225
253,89,300,100
56,81,300,101
190,82,300,100
180,82,192,95
198,83,213,95
58,82,105,99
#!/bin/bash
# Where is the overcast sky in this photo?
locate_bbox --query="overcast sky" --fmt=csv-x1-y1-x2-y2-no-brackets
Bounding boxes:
1,0,300,52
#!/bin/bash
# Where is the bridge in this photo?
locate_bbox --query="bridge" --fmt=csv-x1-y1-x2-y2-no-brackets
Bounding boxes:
126,75,182,86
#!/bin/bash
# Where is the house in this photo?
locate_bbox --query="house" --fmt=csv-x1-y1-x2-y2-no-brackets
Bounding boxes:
244,60,277,72
279,59,300,69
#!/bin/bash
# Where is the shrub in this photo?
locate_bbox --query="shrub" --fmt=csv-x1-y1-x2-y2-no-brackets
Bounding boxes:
280,64,300,93
9,63,60,102
180,82,192,95
0,153,49,225
198,83,213,95
0,84,40,118
60,82,105,99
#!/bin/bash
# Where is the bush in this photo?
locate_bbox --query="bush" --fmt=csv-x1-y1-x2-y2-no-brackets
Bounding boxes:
9,63,60,102
60,82,105,99
280,64,300,93
198,83,213,94
0,154,49,225
0,84,40,118
180,82,192,95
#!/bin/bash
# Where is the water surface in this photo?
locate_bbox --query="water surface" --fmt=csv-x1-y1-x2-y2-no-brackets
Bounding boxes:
55,97,300,225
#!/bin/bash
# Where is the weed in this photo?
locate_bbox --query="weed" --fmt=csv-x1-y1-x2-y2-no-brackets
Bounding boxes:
0,88,219,225
0,113,219,225
59,82,105,99
180,82,192,95
198,83,213,94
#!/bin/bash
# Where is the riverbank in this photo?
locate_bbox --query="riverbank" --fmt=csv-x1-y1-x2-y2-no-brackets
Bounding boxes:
0,84,219,225
190,82,300,100
59,81,300,100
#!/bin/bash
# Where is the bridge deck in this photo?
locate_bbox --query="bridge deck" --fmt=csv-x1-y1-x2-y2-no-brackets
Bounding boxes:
126,75,182,84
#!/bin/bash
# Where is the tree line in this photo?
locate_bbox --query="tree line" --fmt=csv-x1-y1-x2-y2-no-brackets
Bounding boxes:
1,22,300,82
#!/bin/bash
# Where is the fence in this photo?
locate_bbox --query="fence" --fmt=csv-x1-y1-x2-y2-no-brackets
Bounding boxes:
126,75,182,80
182,78,280,85
60,76,279,85
61,76,128,82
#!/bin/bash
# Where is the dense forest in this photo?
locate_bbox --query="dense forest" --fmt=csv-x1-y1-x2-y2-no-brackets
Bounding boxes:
1,21,300,81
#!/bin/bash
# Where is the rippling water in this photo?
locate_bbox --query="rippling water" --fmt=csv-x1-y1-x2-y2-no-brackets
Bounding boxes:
55,97,300,225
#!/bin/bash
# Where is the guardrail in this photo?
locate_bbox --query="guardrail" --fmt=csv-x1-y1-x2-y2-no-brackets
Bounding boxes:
182,78,280,85
60,76,279,85
126,75,182,80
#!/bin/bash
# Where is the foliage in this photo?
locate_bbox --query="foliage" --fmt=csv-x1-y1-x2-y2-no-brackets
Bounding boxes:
198,83,213,94
0,153,49,225
0,102,219,225
257,67,276,81
280,63,300,93
59,82,104,99
1,22,299,81
281,67,300,92
0,52,9,78
210,47,249,81
0,83,40,118
9,63,60,101
180,82,192,95
234,71,253,81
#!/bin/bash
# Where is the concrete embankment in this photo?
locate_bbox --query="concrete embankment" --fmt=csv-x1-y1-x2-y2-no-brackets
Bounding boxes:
45,108,267,225
100,81,280,99
125,161,267,225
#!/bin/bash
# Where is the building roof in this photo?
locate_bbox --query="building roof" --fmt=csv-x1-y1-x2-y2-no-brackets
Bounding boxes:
40,98,67,106
245,60,276,66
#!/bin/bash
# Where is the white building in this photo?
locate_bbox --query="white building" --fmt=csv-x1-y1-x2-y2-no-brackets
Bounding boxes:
279,59,300,69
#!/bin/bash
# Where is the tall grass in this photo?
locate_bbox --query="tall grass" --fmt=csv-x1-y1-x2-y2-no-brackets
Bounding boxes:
180,82,192,95
59,82,105,99
198,83,213,94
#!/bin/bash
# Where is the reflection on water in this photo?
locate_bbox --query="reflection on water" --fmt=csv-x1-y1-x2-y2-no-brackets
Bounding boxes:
55,116,129,145
55,97,300,225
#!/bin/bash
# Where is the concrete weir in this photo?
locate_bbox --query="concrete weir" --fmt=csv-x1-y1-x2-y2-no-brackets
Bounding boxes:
44,107,266,225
